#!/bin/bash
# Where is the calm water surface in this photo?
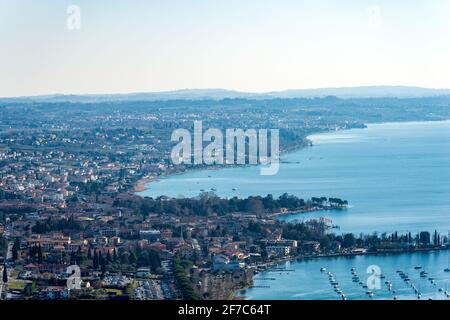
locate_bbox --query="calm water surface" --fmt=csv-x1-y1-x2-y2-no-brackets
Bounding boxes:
243,251,450,300
139,121,450,234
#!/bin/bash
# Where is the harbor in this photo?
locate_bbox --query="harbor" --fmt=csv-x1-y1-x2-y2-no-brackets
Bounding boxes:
241,250,450,300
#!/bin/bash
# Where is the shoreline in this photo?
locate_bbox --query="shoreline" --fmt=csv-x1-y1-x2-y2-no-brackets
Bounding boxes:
133,140,310,197
133,119,448,196
237,246,450,300
269,206,347,218
132,175,156,193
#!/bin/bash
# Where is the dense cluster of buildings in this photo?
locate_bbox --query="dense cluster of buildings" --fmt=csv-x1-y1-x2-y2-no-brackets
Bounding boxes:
0,98,387,300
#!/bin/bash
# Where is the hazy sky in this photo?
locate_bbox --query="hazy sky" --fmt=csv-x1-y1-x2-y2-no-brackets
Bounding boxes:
1,0,450,97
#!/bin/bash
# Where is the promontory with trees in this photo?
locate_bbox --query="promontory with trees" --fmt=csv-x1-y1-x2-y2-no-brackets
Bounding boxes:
115,192,349,218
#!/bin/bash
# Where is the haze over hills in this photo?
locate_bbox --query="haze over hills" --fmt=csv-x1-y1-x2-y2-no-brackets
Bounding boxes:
266,86,450,99
2,86,450,103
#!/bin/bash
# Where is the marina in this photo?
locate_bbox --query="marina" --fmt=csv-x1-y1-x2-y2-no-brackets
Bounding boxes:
242,250,450,300
139,120,450,300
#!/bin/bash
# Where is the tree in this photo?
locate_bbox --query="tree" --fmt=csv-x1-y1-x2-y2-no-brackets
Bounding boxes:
434,230,439,245
0,235,7,258
173,257,199,300
70,251,76,265
129,251,137,265
12,238,19,261
24,281,37,297
342,233,356,248
93,250,99,270
99,252,104,266
245,198,264,215
2,264,8,283
260,243,268,261
100,260,107,279
419,232,431,245
37,245,43,264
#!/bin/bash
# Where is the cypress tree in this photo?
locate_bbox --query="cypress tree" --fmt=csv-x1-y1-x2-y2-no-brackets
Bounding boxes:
100,258,107,279
113,248,117,262
93,250,99,270
12,239,19,261
37,245,43,264
2,264,8,283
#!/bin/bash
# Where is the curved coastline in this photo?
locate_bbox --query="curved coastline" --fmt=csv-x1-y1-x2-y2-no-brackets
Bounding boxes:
136,119,450,197
131,120,450,300
135,120,450,235
133,119,420,198
134,125,363,197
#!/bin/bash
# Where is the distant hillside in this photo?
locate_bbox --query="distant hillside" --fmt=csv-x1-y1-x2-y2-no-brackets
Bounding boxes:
267,86,450,99
2,86,450,103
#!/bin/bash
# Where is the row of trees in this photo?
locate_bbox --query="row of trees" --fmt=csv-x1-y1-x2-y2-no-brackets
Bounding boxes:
31,216,84,234
244,220,448,256
280,221,447,252
0,189,20,200
26,242,162,275
116,193,348,217
311,197,348,207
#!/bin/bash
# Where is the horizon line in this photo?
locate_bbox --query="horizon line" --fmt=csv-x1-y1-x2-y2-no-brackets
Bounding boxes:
2,84,450,100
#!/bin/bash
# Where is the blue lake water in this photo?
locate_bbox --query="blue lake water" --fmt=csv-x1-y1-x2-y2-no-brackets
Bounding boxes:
242,251,450,300
139,120,450,235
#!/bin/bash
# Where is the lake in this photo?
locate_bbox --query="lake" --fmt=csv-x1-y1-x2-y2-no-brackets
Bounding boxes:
138,120,450,300
138,120,450,235
242,250,450,300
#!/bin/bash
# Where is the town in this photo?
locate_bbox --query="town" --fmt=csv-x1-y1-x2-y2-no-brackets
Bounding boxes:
1,96,450,300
